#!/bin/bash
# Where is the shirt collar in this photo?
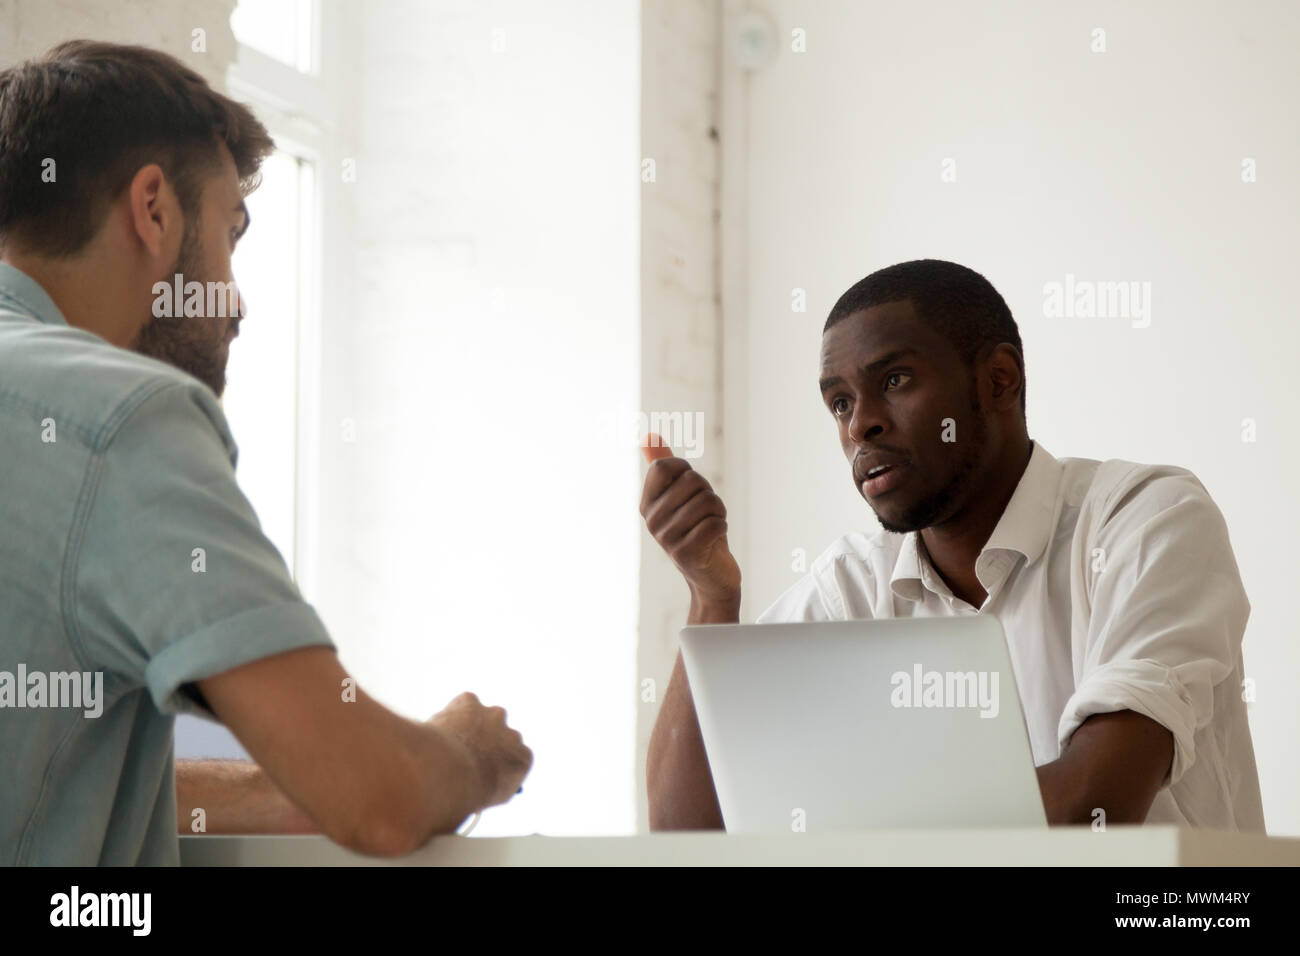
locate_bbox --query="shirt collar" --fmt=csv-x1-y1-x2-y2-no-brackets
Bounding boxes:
890,439,1063,603
0,261,70,327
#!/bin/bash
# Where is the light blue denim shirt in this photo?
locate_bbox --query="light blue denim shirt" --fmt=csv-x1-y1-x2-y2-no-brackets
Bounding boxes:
0,261,334,865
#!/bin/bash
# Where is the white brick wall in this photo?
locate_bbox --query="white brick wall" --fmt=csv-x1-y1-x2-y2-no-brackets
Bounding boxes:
0,0,236,88
636,0,723,831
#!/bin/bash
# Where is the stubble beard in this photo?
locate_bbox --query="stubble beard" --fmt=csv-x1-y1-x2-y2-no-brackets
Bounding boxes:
875,378,988,535
130,220,230,398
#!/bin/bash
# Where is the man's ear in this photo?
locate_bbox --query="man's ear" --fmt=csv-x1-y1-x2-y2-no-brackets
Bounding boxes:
126,164,176,260
988,343,1025,411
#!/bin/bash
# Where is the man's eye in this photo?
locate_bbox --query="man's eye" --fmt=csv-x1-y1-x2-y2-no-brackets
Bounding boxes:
884,372,911,391
831,397,850,416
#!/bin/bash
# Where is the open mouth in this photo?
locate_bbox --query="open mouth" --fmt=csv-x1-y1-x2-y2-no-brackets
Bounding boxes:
861,462,909,497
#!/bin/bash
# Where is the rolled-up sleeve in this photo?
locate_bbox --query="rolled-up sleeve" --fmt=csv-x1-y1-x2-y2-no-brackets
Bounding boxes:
1057,472,1249,786
67,381,335,717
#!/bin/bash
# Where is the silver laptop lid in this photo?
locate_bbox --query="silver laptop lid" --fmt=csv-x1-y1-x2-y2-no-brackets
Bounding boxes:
679,616,1047,833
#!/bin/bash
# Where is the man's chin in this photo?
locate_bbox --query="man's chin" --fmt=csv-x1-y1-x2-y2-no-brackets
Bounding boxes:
204,363,228,399
867,501,906,534
174,360,226,398
877,514,922,535
870,498,936,535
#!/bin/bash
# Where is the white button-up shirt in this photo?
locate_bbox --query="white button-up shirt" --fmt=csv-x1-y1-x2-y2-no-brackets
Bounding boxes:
756,440,1265,831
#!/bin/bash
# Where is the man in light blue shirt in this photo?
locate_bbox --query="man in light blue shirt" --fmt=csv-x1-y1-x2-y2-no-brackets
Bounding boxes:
0,40,531,864
0,260,335,862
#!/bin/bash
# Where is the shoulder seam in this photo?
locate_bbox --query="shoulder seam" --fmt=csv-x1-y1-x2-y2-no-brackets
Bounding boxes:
0,388,99,447
89,378,189,453
0,372,189,453
1096,460,1203,524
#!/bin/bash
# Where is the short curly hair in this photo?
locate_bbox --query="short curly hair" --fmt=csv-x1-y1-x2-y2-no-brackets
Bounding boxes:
824,258,1026,415
0,40,274,257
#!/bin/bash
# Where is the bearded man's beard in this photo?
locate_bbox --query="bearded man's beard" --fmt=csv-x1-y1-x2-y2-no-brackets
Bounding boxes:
875,375,989,535
131,222,232,397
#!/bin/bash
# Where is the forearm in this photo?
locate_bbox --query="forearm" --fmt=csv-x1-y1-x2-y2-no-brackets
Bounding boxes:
1034,710,1174,825
646,593,738,831
1036,758,1093,824
394,720,484,843
176,759,320,835
190,647,505,857
260,709,484,856
1036,756,1156,826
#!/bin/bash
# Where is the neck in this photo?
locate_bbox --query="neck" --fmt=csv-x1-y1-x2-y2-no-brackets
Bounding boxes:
919,433,1034,607
1,247,142,347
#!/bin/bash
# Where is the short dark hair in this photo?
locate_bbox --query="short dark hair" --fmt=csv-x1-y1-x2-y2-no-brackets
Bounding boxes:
0,40,274,257
824,258,1026,414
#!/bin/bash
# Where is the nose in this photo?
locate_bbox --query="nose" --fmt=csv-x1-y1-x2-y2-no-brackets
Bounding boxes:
847,397,886,445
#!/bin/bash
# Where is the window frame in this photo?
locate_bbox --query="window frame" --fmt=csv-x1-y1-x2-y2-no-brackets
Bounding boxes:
225,0,339,600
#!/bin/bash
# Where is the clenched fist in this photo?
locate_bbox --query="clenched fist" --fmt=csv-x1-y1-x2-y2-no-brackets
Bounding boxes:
428,692,532,810
639,433,741,606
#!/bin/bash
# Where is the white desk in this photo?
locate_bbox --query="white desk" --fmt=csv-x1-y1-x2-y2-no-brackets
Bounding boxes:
181,826,1300,866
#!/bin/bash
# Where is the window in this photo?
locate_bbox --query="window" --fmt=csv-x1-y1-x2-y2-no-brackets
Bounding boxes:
230,0,315,73
223,151,314,577
173,1,325,762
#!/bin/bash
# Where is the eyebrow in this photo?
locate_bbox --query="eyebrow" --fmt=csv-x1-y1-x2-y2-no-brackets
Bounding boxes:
819,348,919,395
234,201,251,240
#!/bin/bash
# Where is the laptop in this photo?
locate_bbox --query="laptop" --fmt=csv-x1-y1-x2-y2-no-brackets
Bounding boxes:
679,616,1048,832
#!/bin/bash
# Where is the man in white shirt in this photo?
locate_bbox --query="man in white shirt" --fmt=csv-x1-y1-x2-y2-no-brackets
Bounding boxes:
640,258,1264,832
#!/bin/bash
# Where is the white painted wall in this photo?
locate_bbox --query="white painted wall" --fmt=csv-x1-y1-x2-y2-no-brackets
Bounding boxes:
730,0,1300,834
331,0,641,836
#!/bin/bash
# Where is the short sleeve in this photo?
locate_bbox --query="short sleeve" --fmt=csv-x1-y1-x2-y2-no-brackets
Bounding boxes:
70,382,335,717
755,573,835,624
1056,472,1248,787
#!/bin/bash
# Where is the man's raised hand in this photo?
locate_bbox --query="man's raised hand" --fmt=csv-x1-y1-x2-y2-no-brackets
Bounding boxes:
639,433,741,608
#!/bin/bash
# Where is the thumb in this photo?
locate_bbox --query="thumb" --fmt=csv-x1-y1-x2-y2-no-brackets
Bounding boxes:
641,431,675,464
